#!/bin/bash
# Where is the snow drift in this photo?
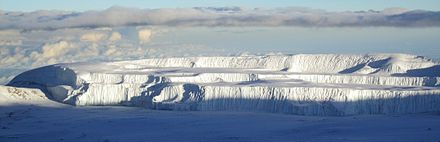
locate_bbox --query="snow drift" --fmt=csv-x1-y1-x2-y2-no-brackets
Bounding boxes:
0,85,62,107
7,54,440,115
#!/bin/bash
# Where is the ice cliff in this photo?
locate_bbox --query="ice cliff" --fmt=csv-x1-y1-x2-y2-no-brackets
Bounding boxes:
7,54,440,115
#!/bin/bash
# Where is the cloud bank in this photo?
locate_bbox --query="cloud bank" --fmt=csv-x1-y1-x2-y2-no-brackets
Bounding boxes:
0,26,227,84
1,7,440,30
0,27,217,67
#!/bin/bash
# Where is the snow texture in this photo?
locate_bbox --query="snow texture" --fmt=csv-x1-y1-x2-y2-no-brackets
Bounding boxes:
8,54,440,116
2,85,440,142
0,85,59,107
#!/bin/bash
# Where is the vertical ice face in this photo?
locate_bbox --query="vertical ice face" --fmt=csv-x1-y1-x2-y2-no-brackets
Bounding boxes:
7,54,440,116
168,73,259,83
120,54,436,74
73,74,169,106
277,74,439,87
196,86,440,115
8,65,81,88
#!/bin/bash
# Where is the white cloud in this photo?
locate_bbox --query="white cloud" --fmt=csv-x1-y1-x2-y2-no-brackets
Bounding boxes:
382,7,410,15
138,28,152,43
41,41,76,58
0,40,22,46
0,30,22,46
0,75,14,85
0,6,439,30
0,27,216,73
80,32,108,42
0,30,21,37
109,32,122,42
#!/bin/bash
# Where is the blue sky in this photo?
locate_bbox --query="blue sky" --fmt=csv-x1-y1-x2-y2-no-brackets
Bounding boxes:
1,0,440,11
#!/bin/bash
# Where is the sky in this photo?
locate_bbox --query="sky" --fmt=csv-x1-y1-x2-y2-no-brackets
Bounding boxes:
1,0,440,11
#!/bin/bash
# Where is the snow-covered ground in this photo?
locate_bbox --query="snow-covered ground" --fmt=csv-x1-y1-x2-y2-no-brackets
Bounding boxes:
1,85,440,142
7,54,440,116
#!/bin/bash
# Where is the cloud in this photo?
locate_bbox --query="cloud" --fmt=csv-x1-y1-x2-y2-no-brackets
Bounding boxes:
0,27,218,72
109,32,122,42
0,6,439,30
138,28,152,43
0,39,22,46
0,68,28,85
40,40,76,58
80,32,108,42
0,30,22,45
0,75,15,85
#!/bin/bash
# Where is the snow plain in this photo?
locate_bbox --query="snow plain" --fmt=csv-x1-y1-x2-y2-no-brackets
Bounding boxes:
7,54,440,116
1,85,440,142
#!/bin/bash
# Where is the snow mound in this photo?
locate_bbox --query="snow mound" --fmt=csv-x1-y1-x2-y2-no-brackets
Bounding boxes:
7,54,440,115
0,85,62,107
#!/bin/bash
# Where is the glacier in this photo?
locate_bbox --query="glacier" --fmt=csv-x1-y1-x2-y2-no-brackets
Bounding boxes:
7,54,440,116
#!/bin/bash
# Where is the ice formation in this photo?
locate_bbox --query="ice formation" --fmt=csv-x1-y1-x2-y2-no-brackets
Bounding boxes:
8,54,440,115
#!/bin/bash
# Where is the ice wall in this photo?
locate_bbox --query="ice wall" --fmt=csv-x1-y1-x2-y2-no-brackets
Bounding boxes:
7,54,440,116
195,85,440,115
122,54,435,74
